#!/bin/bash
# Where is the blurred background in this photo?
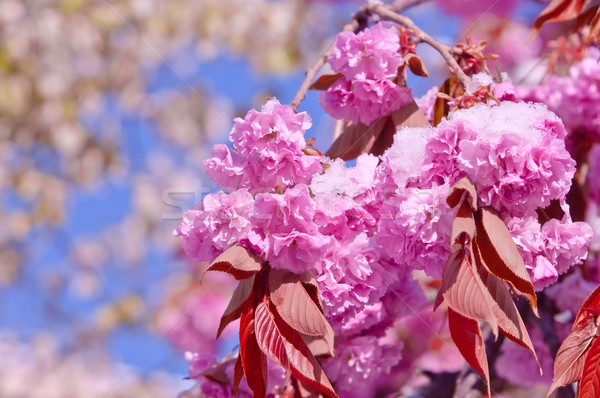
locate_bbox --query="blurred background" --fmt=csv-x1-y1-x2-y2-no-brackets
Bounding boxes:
0,0,546,396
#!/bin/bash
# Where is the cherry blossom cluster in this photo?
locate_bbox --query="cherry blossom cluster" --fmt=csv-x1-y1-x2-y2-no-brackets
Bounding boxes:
518,47,600,142
319,22,412,125
177,98,423,393
176,91,593,393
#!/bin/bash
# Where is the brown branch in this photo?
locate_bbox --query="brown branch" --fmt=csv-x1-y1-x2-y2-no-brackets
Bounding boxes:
289,0,433,111
370,4,470,87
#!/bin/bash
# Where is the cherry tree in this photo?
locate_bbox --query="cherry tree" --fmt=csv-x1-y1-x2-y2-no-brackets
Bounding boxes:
171,0,600,397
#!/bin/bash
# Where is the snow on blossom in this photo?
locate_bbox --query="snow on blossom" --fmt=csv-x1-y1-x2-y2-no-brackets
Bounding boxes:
519,47,600,140
204,98,322,193
465,72,494,95
311,153,379,200
449,101,575,216
377,126,433,193
373,101,586,283
174,189,254,263
328,21,402,81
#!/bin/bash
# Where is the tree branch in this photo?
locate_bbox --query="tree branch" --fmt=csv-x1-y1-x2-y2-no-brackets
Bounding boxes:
290,0,440,111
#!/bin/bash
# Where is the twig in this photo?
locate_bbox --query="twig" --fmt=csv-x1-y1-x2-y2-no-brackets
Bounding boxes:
370,4,470,87
290,0,435,111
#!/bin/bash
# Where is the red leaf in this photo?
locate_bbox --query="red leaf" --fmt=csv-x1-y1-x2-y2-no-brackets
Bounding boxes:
217,276,255,338
254,298,338,398
450,200,476,247
547,319,598,397
367,99,430,157
268,269,335,356
433,288,444,313
448,308,490,398
531,0,587,37
325,117,388,160
579,331,600,398
254,299,290,369
574,283,600,330
441,249,500,337
300,275,325,315
447,176,478,210
325,100,428,161
240,304,268,398
302,335,333,358
233,355,244,397
368,116,397,157
309,73,344,91
471,243,539,367
208,245,264,280
405,53,430,77
473,207,538,316
441,243,538,366
587,8,600,45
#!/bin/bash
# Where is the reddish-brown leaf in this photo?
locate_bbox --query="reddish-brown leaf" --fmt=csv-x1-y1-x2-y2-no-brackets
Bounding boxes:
309,73,344,91
240,304,268,398
302,335,333,358
471,243,539,367
440,249,500,337
447,176,478,210
547,319,598,397
531,0,587,37
254,299,290,369
405,53,429,77
450,200,476,247
473,207,538,316
292,377,325,398
233,355,244,397
200,357,237,384
433,288,444,313
254,298,338,398
217,276,255,338
448,308,490,398
574,283,600,330
300,275,325,315
268,269,335,357
208,245,264,280
388,99,430,129
367,99,430,157
587,8,600,44
368,116,397,157
574,3,600,31
433,76,460,126
325,99,428,161
325,117,387,160
579,331,600,398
